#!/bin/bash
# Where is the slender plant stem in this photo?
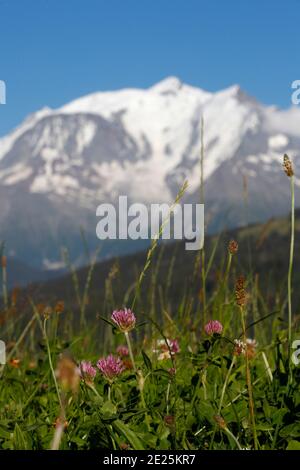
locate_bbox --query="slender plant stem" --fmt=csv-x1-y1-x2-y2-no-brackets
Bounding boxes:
166,381,171,414
288,175,294,363
210,356,236,449
219,251,232,321
2,258,8,310
124,331,137,373
43,318,63,409
0,313,36,378
131,180,188,311
124,331,149,429
51,420,65,450
88,382,101,399
240,308,258,449
200,117,206,322
218,356,236,414
224,426,243,450
50,393,67,450
223,253,232,290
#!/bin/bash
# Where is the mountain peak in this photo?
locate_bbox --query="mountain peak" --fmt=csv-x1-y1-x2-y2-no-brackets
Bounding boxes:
150,76,183,93
219,84,258,105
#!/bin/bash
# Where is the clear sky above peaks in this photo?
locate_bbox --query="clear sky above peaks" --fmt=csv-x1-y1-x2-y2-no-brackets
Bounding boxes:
0,0,299,136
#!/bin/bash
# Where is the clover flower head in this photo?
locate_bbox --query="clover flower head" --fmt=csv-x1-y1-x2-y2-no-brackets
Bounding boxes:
111,308,136,332
116,345,129,357
97,354,125,382
204,320,223,336
234,339,246,356
79,361,97,383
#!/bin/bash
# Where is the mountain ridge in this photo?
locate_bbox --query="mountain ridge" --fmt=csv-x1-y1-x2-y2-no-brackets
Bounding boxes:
0,77,299,270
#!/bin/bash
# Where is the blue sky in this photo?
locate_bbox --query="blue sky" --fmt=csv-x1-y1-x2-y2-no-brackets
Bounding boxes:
0,0,299,136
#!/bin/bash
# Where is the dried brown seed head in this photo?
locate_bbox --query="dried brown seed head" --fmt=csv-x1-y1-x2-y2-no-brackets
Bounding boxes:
235,275,247,307
283,154,294,177
55,301,64,314
228,239,238,254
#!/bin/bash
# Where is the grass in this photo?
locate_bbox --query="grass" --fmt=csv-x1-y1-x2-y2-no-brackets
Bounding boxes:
0,157,299,451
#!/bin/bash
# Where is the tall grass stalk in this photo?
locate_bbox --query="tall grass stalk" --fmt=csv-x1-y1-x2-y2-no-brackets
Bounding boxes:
131,180,188,310
240,307,258,449
224,426,242,451
124,331,149,429
43,318,63,410
1,255,8,311
210,356,236,449
282,154,295,369
200,117,206,322
0,312,36,378
287,173,295,361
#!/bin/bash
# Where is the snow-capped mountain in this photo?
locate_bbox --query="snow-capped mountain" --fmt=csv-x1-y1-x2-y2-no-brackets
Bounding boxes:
0,76,300,270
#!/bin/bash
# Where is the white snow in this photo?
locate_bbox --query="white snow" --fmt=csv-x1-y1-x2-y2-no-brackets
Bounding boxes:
43,258,65,270
1,76,300,205
246,155,259,164
268,134,289,149
76,121,96,153
30,173,79,194
0,163,33,185
0,107,52,160
4,167,32,185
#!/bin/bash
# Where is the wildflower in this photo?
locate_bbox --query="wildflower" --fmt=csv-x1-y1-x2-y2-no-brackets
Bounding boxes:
233,339,246,356
111,308,136,332
9,358,20,368
153,338,180,360
79,361,97,384
204,320,223,336
55,301,64,315
283,154,294,177
169,339,180,354
55,355,80,393
169,367,176,376
228,239,238,254
116,345,129,357
97,354,124,382
235,275,247,307
233,338,257,358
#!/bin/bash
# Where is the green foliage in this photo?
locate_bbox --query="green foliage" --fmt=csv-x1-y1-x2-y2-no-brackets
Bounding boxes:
0,213,299,450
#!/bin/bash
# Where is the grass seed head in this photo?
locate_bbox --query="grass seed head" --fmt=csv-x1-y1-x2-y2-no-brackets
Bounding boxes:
283,154,294,177
235,275,247,307
55,301,64,314
228,239,239,254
